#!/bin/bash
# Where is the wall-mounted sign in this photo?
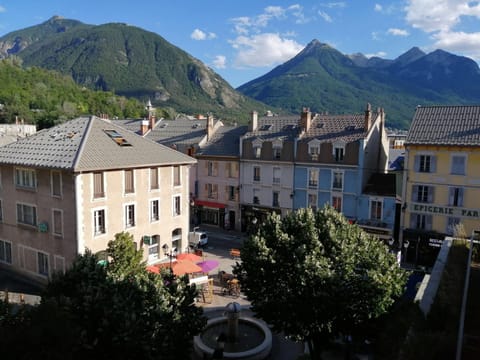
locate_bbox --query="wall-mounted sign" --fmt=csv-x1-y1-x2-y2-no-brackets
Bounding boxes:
411,203,480,219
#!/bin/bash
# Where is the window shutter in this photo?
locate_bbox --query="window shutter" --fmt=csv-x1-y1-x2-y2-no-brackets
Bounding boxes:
426,215,433,230
459,188,464,207
213,184,218,199
430,156,437,173
449,187,454,206
427,186,434,203
414,156,420,172
234,162,239,177
411,185,418,202
410,214,417,228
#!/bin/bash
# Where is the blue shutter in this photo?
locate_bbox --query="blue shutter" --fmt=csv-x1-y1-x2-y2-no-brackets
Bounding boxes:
411,185,418,202
426,215,433,230
427,186,434,203
459,188,464,207
414,155,420,172
430,156,437,173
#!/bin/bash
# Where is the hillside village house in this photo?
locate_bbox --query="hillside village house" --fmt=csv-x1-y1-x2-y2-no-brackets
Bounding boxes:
0,116,195,280
401,105,480,267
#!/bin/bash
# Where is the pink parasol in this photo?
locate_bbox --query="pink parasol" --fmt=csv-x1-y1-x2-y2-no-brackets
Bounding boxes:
196,259,220,273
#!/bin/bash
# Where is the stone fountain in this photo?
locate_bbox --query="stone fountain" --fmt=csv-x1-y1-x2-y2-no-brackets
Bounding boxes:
193,302,272,359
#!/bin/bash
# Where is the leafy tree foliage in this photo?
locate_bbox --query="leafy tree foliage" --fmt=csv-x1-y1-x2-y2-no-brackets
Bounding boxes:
234,206,407,359
0,233,206,360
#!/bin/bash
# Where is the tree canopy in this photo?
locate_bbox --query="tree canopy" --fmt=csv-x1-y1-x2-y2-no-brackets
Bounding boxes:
233,206,407,359
0,232,206,360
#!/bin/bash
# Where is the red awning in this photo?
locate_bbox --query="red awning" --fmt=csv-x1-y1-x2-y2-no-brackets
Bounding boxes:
194,200,226,209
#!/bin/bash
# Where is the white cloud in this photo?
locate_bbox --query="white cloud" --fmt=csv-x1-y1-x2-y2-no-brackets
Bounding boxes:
318,10,333,22
190,28,216,40
405,0,480,60
374,4,383,12
230,33,304,67
0,6,6,13
365,51,387,58
321,2,346,8
388,28,409,36
212,55,227,69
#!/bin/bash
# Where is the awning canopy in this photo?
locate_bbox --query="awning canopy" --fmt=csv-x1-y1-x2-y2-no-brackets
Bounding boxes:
194,200,226,209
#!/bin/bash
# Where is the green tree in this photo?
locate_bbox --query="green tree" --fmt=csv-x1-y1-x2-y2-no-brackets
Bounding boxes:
234,206,407,359
0,233,206,360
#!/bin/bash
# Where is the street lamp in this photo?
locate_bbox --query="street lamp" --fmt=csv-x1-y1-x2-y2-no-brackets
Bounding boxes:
162,244,174,269
403,240,410,263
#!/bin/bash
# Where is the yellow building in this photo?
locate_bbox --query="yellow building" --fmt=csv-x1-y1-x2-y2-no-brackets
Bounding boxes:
401,105,480,266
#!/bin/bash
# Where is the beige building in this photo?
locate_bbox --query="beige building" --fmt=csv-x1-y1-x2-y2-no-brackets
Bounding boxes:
0,116,196,281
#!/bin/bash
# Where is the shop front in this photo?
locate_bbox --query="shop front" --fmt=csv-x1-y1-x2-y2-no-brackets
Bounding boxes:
193,200,226,228
402,229,445,269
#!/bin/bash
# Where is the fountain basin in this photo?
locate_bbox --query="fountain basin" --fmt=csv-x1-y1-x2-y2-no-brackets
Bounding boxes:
194,316,272,360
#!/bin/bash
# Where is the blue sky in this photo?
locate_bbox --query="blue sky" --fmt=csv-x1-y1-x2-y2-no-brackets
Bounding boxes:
1,1,480,87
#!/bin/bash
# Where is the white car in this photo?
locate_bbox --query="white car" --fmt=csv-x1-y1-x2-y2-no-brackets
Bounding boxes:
188,230,208,247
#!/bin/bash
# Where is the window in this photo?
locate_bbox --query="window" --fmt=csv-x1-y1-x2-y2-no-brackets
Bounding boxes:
308,193,317,211
415,154,436,173
370,200,382,221
333,144,345,162
273,167,281,184
93,172,105,198
253,189,260,204
150,168,159,190
150,200,160,222
451,155,466,175
54,255,65,274
332,195,342,212
273,191,280,207
207,184,218,199
125,204,135,228
412,185,434,203
253,166,261,182
52,209,63,236
16,203,37,226
38,252,49,276
332,171,343,190
173,166,181,186
208,161,214,176
15,168,37,190
51,171,62,197
254,146,261,158
449,187,464,207
273,147,282,159
94,209,106,235
148,235,160,261
446,217,461,235
228,186,236,201
410,213,432,230
226,162,239,178
0,199,2,223
0,240,12,264
173,195,181,216
308,169,318,188
124,169,134,194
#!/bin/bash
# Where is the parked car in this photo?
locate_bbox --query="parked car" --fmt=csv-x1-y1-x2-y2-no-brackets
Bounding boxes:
188,229,208,248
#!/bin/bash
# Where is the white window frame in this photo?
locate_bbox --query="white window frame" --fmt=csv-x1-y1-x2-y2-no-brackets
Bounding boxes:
15,167,37,190
369,198,383,221
0,239,12,264
308,193,317,211
253,166,261,182
124,169,135,194
448,187,464,207
450,154,466,175
272,191,280,207
16,202,37,227
93,172,106,199
331,193,343,212
253,189,260,205
173,166,181,187
51,170,62,197
125,203,136,228
273,167,281,184
93,207,106,236
37,251,49,277
52,208,64,237
308,168,319,188
308,139,321,159
173,195,181,216
150,167,160,190
252,139,262,159
332,170,344,191
333,142,345,162
150,199,160,222
54,255,65,274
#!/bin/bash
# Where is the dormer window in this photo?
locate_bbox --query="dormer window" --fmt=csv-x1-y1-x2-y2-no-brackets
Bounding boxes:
333,142,345,162
272,139,283,160
308,139,321,160
252,138,263,159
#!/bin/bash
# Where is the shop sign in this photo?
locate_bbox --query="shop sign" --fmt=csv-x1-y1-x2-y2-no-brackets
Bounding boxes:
429,238,443,248
411,203,480,219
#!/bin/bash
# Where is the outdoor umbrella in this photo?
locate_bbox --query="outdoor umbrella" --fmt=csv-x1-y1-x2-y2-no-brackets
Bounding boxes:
196,259,219,273
171,259,202,276
146,265,160,274
176,253,202,262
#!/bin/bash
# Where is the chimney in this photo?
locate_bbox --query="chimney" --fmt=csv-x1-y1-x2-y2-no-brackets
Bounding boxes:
149,114,155,129
140,119,149,136
207,114,214,140
300,107,312,131
365,103,372,131
249,111,258,131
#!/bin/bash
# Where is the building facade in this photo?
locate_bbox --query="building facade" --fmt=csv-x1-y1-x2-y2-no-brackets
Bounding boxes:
0,116,195,280
401,105,480,266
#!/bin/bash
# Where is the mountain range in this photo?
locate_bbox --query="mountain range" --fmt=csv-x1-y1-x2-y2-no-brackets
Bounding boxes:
2,17,480,129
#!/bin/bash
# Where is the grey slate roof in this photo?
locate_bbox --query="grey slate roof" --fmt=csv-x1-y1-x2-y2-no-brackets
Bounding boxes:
243,115,301,141
302,113,368,143
146,118,209,147
0,116,196,171
197,125,249,157
406,105,480,146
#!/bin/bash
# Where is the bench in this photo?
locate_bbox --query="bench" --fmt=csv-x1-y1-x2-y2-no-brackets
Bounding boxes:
230,248,241,259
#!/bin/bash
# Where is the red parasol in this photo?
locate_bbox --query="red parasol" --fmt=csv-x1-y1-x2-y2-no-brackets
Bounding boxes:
176,253,203,262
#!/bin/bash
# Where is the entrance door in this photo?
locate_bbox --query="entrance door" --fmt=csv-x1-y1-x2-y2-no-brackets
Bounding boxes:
229,211,235,230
